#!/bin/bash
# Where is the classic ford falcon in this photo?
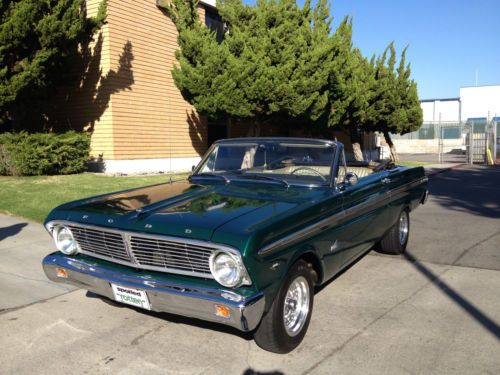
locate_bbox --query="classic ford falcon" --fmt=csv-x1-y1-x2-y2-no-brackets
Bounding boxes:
42,138,428,353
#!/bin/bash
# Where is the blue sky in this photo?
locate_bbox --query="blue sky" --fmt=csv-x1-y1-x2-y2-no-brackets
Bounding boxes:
243,0,500,100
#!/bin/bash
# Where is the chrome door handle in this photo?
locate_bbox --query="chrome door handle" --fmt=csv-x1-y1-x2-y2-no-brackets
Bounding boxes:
381,178,391,184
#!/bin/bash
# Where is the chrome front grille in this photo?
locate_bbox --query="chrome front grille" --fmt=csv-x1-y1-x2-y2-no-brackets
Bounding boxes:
130,236,212,275
63,223,219,278
68,225,131,262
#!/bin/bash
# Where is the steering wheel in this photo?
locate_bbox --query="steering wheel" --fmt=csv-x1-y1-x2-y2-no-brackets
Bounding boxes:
268,155,293,168
372,159,393,173
290,167,327,181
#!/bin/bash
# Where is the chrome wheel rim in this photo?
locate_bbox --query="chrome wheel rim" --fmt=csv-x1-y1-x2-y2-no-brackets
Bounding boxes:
283,276,310,337
399,211,409,245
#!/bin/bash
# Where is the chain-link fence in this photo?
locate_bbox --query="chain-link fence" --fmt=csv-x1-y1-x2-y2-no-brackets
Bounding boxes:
390,119,499,164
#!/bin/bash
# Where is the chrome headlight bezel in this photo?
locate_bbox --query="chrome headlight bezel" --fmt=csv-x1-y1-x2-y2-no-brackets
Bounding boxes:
209,250,251,288
47,224,79,255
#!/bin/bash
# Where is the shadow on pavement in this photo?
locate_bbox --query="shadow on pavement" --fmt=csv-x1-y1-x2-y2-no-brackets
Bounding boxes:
404,251,500,340
429,165,500,218
0,223,28,242
86,291,254,341
243,369,284,375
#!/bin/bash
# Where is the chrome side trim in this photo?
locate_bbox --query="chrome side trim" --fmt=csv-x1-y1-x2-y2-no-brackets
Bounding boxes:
258,176,428,256
259,192,390,256
45,220,243,280
391,177,428,197
258,210,346,256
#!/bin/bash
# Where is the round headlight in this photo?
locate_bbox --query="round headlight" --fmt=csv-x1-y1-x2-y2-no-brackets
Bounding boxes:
53,226,79,255
210,252,249,288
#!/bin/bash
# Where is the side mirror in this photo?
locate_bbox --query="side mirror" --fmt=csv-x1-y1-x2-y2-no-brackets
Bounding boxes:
191,165,195,172
344,172,359,187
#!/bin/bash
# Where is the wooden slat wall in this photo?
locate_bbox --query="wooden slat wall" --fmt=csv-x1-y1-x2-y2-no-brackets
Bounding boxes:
87,0,114,159
48,0,114,159
104,0,208,160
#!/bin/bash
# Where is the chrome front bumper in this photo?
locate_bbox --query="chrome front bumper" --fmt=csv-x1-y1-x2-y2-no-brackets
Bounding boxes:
42,253,265,332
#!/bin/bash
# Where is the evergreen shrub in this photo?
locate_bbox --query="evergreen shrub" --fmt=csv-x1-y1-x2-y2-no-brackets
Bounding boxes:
0,132,90,176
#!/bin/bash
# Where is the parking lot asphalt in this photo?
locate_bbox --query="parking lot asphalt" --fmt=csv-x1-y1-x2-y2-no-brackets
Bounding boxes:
1,165,499,374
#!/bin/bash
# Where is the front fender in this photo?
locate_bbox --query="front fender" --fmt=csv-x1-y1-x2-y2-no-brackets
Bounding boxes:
248,244,325,312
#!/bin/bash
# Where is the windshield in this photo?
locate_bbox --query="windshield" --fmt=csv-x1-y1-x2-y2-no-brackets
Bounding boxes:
193,140,337,186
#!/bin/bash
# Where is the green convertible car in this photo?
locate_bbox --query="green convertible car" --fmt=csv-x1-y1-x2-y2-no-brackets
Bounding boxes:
42,137,428,353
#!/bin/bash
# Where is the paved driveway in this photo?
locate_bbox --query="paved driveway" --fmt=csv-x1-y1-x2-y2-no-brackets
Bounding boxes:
1,165,499,374
0,215,75,311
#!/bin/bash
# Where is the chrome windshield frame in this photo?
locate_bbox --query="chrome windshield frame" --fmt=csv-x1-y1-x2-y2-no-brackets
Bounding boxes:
191,138,341,188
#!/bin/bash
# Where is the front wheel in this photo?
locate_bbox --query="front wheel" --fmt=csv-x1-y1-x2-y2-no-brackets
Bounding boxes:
379,209,410,254
253,260,314,353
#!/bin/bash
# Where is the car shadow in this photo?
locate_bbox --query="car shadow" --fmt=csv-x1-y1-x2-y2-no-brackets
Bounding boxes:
242,369,284,375
0,223,28,242
86,291,253,341
315,249,372,294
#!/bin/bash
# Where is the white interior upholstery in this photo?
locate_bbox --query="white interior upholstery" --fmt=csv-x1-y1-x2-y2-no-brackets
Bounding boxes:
257,165,374,179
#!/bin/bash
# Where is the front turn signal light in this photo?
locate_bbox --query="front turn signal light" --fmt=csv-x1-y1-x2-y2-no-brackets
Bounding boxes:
56,267,68,278
214,304,230,319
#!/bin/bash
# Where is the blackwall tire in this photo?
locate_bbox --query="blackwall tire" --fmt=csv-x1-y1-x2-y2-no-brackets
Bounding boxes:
379,209,410,255
253,260,314,354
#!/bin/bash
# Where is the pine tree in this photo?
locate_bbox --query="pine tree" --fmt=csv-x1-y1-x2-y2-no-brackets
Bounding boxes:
364,43,422,161
0,0,107,130
166,0,335,133
167,0,422,155
325,17,373,160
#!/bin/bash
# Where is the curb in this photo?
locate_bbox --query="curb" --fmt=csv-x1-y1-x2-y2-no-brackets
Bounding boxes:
425,163,466,178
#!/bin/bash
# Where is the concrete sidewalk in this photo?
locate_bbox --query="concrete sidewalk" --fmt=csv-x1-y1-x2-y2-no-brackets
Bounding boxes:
0,215,75,311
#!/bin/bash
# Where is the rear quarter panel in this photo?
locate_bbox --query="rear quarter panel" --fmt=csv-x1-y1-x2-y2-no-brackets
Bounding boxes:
386,166,428,228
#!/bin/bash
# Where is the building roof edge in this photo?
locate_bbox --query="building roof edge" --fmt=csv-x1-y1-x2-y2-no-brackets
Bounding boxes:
420,97,460,103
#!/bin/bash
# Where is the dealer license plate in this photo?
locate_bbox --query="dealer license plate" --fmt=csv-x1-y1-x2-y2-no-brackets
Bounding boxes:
111,284,151,310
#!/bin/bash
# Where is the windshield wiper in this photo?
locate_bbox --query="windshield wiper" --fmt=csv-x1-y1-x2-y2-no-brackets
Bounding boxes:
192,173,230,184
239,173,290,188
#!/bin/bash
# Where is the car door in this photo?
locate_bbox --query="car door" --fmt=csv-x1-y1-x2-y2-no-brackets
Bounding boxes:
337,169,392,266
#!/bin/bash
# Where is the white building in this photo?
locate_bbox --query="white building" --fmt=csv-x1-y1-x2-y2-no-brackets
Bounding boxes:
393,84,500,153
460,85,500,122
420,85,500,124
420,97,460,123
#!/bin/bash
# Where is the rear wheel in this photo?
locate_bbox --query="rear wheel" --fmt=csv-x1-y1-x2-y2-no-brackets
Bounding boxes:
379,209,410,254
253,260,314,354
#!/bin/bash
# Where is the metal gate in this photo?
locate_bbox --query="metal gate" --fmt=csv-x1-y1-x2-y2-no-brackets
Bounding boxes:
471,132,487,163
438,124,471,164
438,122,497,165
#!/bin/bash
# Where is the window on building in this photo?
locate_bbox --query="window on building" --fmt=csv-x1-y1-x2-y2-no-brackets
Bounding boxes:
205,8,224,43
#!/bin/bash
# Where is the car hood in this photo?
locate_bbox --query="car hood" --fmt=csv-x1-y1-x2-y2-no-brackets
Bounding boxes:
51,180,329,242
